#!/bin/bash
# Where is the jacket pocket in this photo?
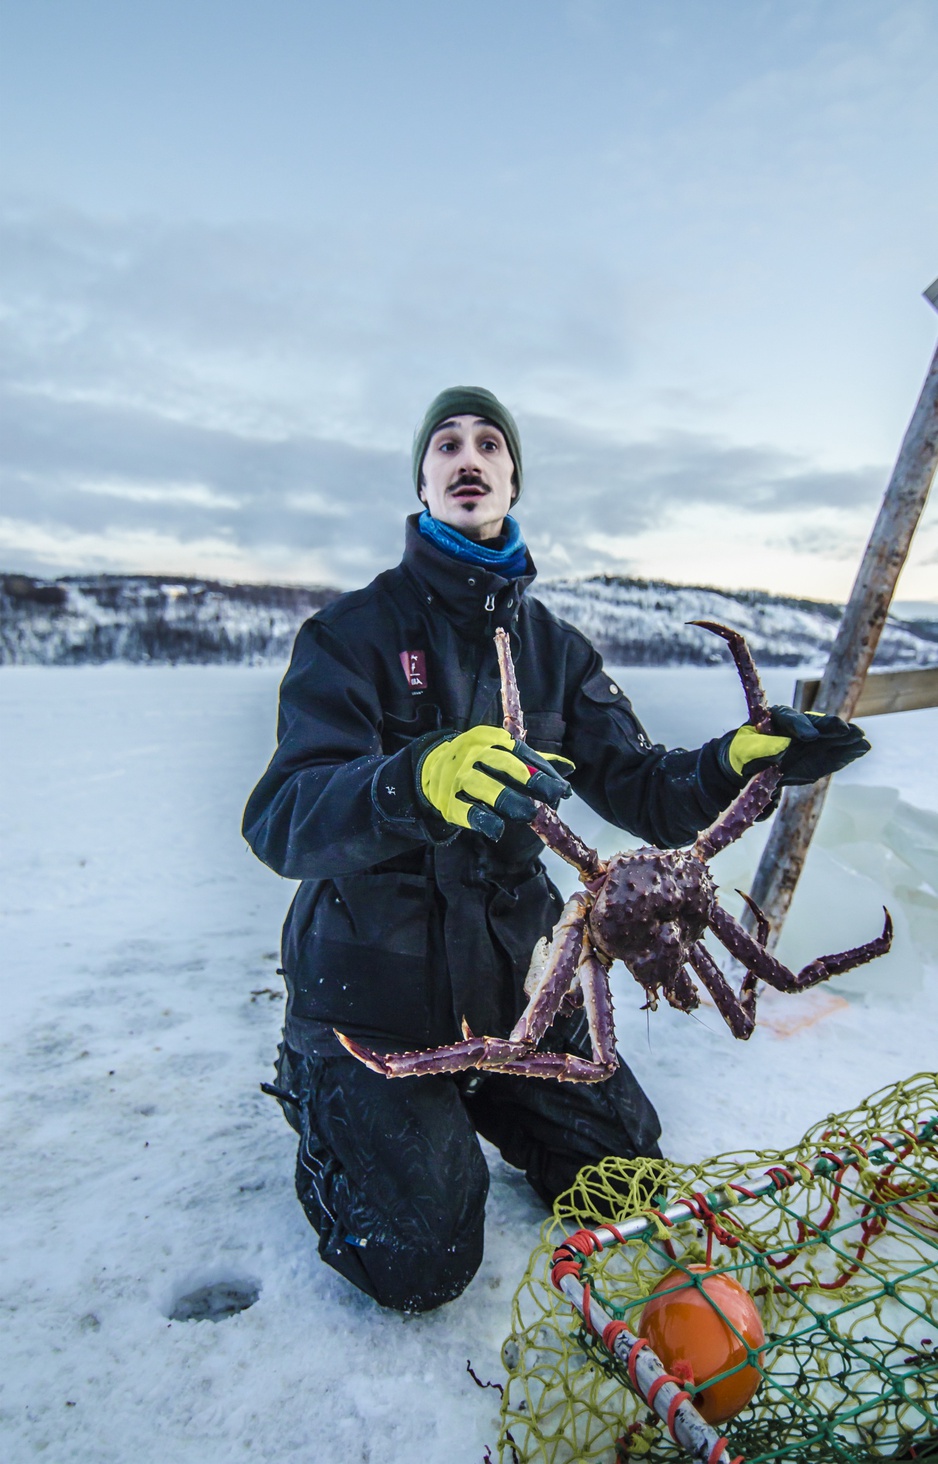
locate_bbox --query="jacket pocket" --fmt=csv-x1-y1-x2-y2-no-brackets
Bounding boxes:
381,702,443,753
290,872,434,1043
580,670,656,751
523,710,567,754
581,669,632,709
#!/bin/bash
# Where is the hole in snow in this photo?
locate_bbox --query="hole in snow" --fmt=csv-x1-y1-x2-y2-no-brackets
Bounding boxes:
168,1280,260,1323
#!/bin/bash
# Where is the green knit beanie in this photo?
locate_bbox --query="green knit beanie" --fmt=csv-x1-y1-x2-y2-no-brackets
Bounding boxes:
412,386,523,500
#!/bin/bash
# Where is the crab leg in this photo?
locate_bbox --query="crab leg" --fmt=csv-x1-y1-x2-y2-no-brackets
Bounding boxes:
475,940,618,1083
736,889,768,1012
529,805,606,881
694,765,782,859
689,618,784,860
495,628,605,882
738,889,770,947
478,1049,616,1083
686,941,757,1040
659,964,700,1014
576,942,617,1073
510,894,590,1044
689,620,773,731
335,1028,519,1078
496,627,527,740
707,902,893,991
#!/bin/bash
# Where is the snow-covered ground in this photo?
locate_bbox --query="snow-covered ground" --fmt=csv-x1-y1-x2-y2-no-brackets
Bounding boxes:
1,664,935,1464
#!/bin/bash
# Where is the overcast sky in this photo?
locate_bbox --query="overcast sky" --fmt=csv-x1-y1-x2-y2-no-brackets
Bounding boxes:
2,0,937,601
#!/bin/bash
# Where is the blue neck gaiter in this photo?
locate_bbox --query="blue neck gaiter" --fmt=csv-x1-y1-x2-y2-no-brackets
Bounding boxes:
417,511,529,580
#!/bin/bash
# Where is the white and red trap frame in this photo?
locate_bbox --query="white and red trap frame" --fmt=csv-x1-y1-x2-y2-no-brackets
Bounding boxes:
548,1123,938,1464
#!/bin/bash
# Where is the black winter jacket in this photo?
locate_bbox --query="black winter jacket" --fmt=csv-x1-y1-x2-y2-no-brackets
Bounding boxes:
242,515,742,1058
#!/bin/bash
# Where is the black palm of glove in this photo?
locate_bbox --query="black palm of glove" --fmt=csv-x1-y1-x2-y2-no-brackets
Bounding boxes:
723,704,871,788
771,705,870,785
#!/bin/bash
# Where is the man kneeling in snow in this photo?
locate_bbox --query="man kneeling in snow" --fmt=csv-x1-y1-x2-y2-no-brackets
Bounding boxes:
242,386,867,1312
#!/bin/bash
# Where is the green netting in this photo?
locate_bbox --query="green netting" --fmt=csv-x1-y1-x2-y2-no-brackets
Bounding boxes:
498,1072,938,1463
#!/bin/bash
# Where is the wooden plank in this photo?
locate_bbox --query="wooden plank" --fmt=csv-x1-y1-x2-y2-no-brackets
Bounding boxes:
794,665,938,717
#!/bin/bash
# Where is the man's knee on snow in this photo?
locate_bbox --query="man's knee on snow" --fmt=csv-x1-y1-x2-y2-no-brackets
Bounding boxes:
293,1116,489,1312
344,1150,489,1311
366,1221,486,1313
309,1190,486,1313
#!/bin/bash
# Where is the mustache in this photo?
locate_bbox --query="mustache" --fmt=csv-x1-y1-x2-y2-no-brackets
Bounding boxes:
451,472,489,491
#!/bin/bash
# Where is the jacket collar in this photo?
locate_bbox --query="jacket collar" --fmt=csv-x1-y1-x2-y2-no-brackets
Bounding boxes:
400,513,536,632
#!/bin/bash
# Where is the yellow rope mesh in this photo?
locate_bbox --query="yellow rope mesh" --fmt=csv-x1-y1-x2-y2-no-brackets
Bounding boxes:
498,1072,938,1463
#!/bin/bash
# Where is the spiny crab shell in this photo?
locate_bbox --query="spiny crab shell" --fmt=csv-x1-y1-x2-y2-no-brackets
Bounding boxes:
588,850,716,991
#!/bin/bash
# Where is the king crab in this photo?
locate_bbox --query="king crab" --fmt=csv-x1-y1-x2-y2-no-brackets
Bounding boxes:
338,622,892,1082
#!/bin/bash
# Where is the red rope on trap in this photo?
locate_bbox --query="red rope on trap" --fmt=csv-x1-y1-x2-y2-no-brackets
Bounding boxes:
708,1437,744,1464
686,1191,743,1261
763,1165,796,1191
582,1281,594,1335
568,1228,603,1255
646,1373,677,1408
626,1338,649,1389
601,1319,631,1355
843,1138,870,1162
665,1388,692,1438
550,1228,601,1289
647,1370,695,1442
550,1256,581,1287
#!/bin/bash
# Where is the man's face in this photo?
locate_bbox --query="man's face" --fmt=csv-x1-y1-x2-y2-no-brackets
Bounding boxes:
418,414,516,542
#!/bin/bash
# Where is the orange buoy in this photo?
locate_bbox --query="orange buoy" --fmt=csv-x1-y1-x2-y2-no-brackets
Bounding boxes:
638,1264,765,1424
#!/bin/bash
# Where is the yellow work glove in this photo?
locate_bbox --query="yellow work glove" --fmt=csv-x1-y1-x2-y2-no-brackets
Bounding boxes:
725,724,791,778
418,726,574,842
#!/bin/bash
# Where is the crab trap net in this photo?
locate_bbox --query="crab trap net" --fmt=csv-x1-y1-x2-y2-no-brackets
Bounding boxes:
497,1072,938,1464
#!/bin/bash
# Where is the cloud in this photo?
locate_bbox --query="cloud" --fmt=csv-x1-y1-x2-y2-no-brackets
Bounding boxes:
781,521,869,562
75,478,242,509
283,491,352,518
0,384,410,580
0,379,884,589
0,515,336,584
0,203,630,449
523,415,884,530
0,202,891,592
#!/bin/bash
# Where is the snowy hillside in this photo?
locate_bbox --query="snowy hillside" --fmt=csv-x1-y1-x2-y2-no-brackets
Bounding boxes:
534,576,938,668
0,573,338,667
3,570,938,669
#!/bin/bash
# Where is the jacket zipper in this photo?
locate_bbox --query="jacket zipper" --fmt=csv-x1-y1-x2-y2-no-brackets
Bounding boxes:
484,590,496,641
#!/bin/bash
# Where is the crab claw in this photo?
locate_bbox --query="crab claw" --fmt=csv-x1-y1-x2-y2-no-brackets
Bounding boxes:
686,619,771,730
334,1031,390,1075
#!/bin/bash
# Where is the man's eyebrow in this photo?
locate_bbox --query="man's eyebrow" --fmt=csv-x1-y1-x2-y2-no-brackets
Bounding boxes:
430,417,504,436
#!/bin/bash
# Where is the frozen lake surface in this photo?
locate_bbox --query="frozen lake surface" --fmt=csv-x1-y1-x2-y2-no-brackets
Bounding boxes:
1,664,936,1463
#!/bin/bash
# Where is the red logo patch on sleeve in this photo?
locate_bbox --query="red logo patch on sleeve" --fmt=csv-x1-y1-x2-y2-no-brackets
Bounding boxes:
399,649,428,690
